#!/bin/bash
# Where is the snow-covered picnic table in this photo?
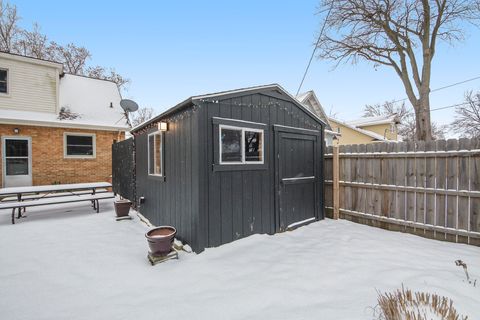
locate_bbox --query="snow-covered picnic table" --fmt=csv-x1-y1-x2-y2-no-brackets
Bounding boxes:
0,182,114,224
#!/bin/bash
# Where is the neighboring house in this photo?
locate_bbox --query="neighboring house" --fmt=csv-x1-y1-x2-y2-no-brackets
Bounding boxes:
0,52,129,187
296,90,339,146
329,114,400,145
122,84,326,252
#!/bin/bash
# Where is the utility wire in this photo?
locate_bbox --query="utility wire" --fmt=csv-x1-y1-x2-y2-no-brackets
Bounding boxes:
296,3,334,97
391,75,480,104
408,99,479,118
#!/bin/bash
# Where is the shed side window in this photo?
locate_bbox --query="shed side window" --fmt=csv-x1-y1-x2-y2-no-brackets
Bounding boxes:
0,69,8,93
64,133,96,158
148,132,163,176
219,125,264,164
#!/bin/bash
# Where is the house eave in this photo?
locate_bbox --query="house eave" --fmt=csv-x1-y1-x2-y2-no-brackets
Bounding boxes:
0,51,64,71
0,118,129,131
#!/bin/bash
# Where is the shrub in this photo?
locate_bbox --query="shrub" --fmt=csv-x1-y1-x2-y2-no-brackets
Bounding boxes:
376,286,467,320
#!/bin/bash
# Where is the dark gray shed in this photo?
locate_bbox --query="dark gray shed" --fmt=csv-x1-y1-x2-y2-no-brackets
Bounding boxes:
126,84,326,252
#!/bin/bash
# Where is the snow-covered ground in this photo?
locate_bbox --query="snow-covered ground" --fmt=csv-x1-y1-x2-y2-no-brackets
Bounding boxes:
0,201,479,320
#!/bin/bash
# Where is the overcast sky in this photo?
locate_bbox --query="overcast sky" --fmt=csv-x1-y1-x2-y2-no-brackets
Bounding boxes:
14,0,480,136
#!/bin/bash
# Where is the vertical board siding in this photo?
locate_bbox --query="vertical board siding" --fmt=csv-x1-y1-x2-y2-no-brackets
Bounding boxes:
112,138,135,202
135,89,325,252
324,138,480,246
205,92,323,248
135,109,200,250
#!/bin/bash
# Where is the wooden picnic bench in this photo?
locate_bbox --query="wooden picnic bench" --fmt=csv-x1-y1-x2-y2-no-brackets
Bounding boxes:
0,182,114,224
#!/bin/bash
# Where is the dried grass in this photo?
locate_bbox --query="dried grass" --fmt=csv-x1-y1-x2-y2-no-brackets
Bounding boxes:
376,286,467,320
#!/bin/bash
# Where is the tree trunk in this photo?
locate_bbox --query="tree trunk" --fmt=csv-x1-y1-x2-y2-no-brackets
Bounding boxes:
415,91,433,141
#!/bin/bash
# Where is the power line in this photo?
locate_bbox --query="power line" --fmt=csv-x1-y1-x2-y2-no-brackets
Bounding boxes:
409,99,479,117
296,3,333,97
391,75,480,104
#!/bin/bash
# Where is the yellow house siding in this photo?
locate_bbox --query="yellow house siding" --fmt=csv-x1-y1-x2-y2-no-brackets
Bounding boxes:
329,120,376,145
0,57,58,113
357,123,398,140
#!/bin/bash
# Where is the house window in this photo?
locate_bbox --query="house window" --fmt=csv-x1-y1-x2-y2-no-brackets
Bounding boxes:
219,125,264,164
0,69,8,94
148,131,163,176
64,133,96,158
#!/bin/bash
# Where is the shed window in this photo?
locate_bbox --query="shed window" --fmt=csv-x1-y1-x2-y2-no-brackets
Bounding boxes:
220,125,264,164
148,131,163,176
64,133,95,158
0,69,8,93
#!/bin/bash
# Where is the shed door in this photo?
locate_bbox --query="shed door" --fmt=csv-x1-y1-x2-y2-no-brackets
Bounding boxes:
275,127,320,231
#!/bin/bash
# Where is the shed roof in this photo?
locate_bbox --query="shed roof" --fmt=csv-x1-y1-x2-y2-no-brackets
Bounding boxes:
132,84,327,132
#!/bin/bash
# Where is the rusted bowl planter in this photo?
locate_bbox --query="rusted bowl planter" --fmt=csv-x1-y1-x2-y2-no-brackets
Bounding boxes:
145,226,177,256
114,199,131,217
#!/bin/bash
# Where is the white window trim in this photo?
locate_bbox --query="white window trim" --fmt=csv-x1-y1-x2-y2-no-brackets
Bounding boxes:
219,124,264,165
0,68,10,96
148,131,163,177
63,132,96,159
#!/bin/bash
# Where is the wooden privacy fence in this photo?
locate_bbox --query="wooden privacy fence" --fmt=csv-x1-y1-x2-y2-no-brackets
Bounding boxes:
324,138,480,246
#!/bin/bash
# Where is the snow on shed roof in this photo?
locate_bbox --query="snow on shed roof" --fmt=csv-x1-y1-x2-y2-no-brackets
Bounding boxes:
132,84,327,132
0,74,129,131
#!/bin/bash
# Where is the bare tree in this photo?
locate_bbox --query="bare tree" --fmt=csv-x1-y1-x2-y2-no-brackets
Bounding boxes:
364,100,446,140
0,0,131,92
130,107,155,127
0,0,20,52
86,65,130,90
49,42,91,74
451,91,480,138
14,23,53,59
316,0,480,141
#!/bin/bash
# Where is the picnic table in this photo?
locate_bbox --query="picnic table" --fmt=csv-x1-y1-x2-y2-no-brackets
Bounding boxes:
0,182,114,224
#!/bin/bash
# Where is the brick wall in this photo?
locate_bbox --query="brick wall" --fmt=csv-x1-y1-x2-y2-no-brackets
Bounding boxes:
0,124,125,186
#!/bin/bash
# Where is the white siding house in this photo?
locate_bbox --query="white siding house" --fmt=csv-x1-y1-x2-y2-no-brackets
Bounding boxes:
0,52,129,187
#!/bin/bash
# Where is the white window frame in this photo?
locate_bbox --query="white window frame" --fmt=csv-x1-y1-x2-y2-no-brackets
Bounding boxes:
219,124,264,165
148,131,163,176
0,68,10,96
63,132,96,159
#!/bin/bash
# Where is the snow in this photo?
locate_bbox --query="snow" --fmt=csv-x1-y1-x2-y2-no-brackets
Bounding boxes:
58,74,129,130
0,201,479,320
347,114,399,127
0,74,129,131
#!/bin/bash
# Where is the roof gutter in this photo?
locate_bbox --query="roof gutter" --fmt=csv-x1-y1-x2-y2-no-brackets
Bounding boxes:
131,97,194,132
0,118,129,131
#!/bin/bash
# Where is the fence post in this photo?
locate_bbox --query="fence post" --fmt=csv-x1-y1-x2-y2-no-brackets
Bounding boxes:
333,145,340,220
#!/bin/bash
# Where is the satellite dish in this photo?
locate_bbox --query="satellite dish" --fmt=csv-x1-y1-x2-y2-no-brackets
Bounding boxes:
120,99,139,112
